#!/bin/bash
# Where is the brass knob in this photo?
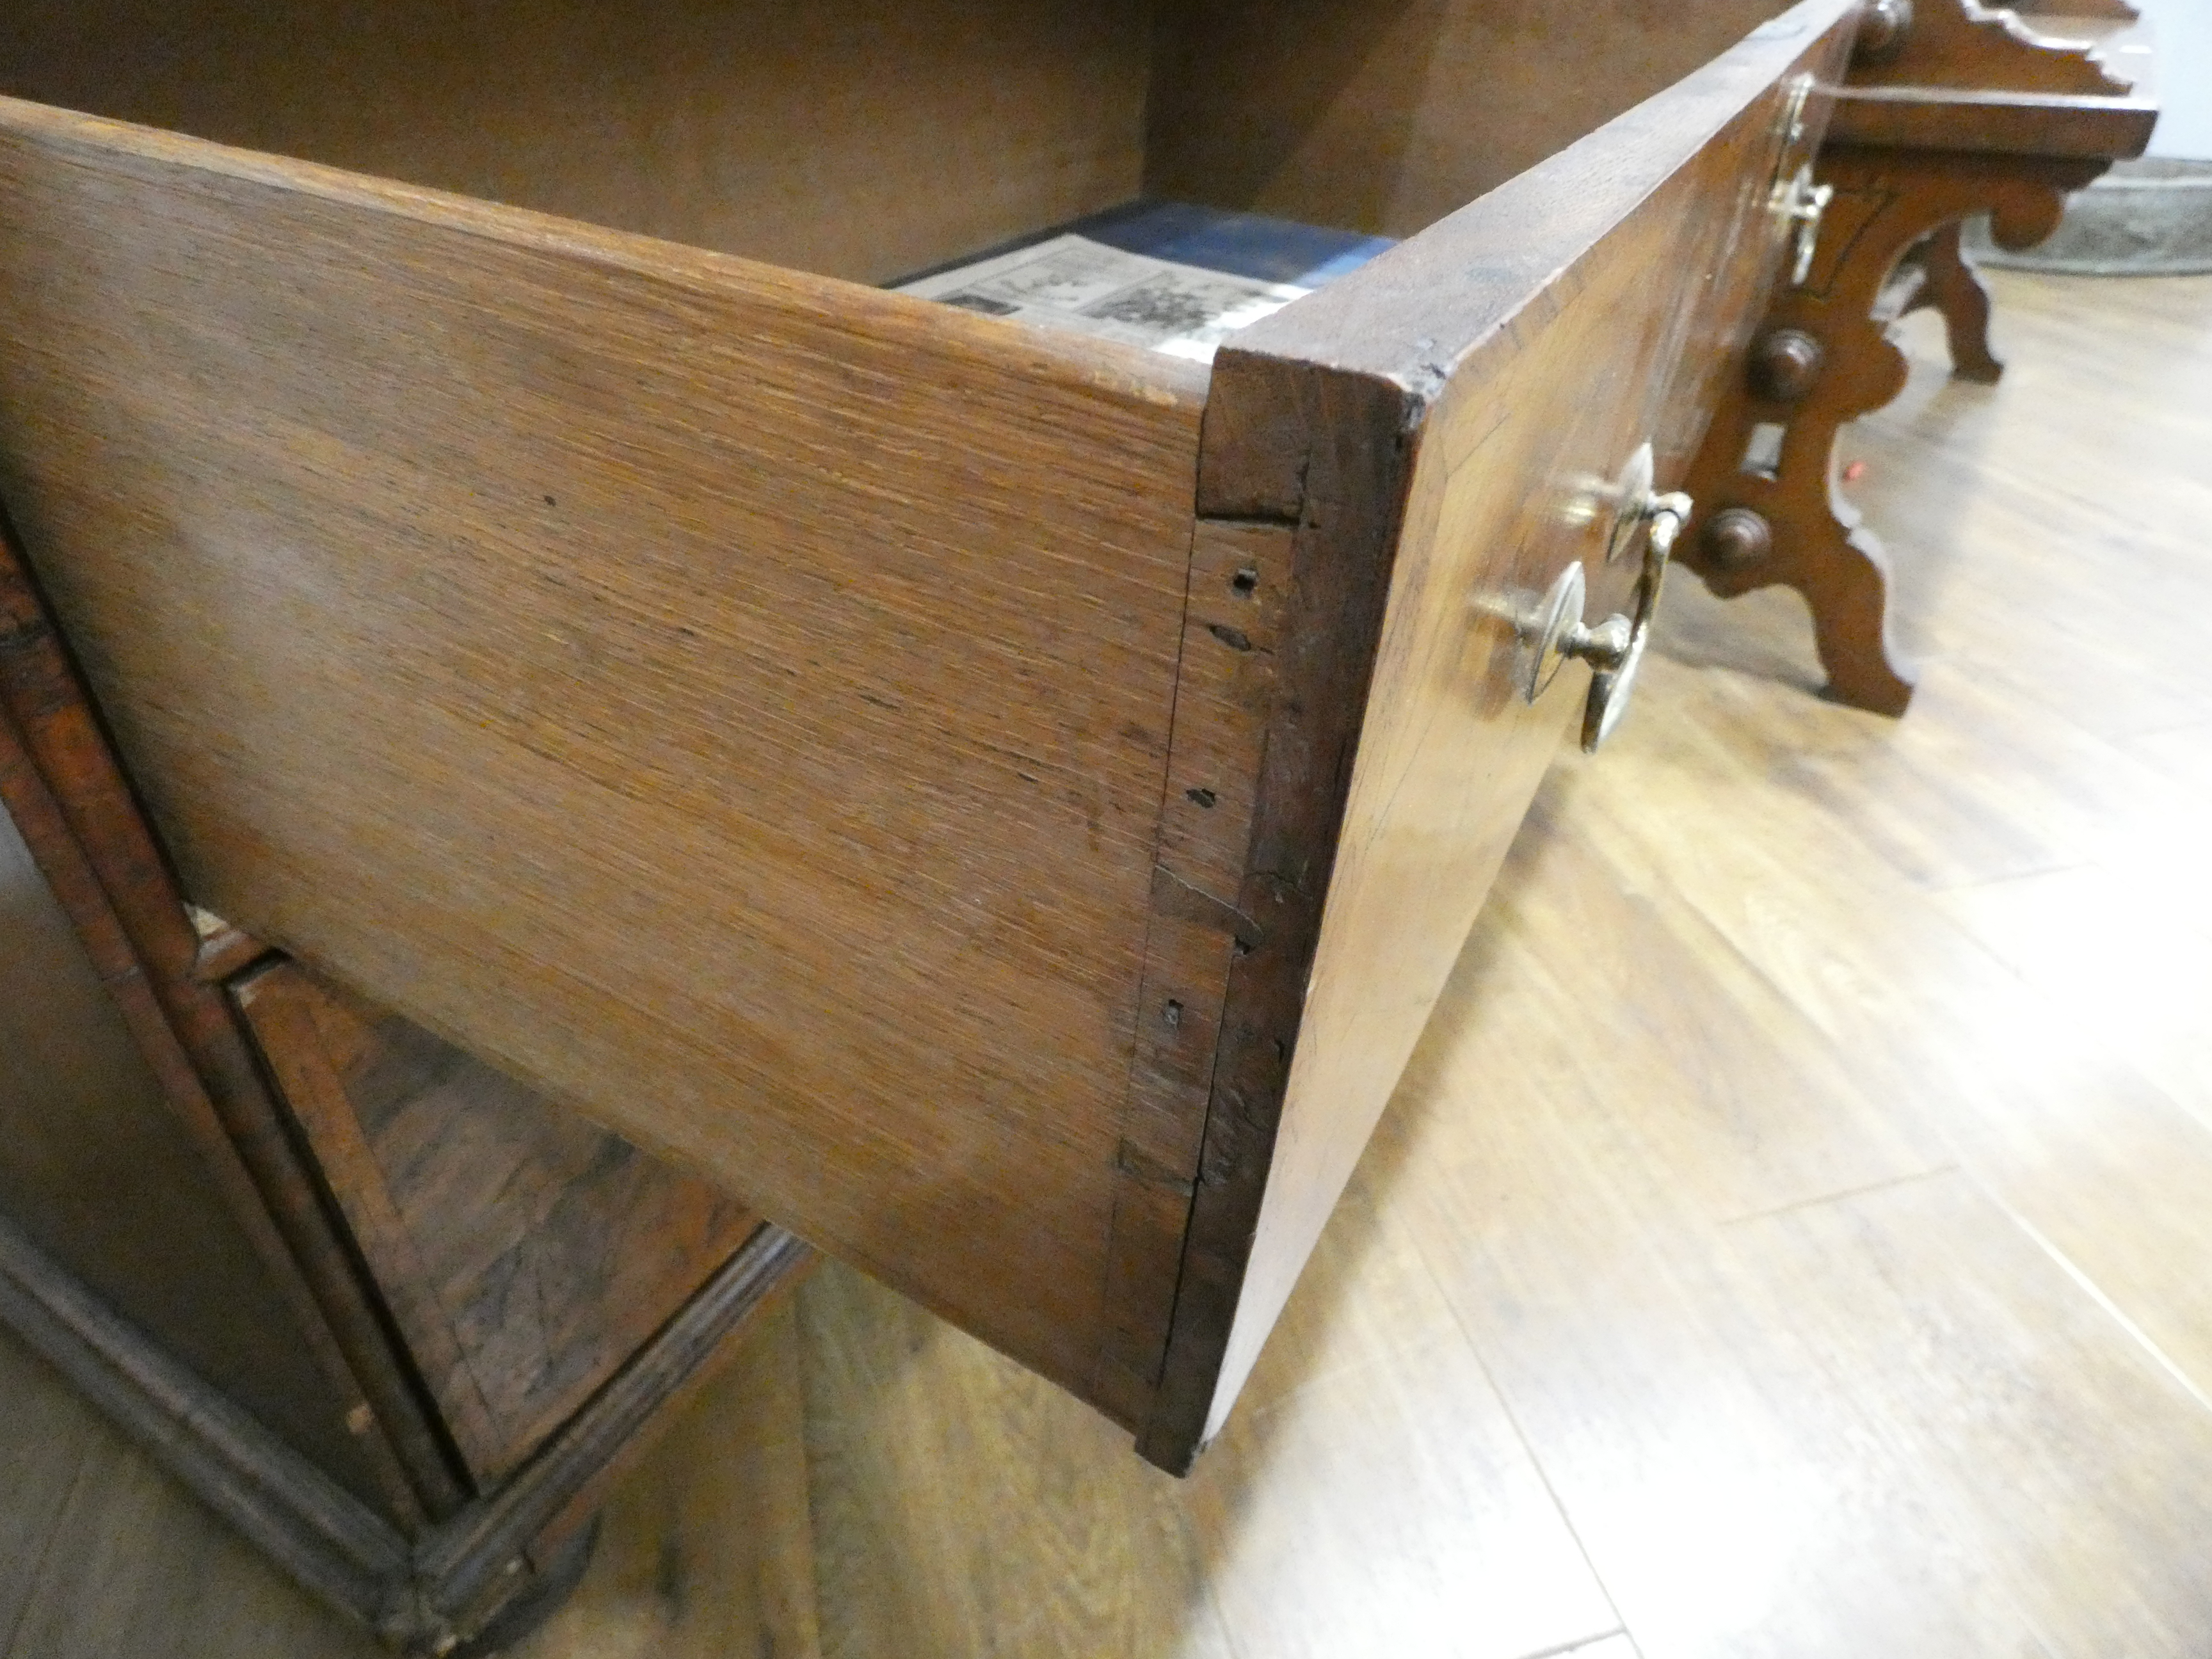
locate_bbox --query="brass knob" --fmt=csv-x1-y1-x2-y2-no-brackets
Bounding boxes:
1516,486,1692,752
1702,507,1774,572
1854,0,1914,65
1751,328,1825,403
1555,574,1635,678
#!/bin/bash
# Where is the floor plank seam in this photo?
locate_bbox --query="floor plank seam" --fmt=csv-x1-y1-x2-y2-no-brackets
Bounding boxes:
1915,860,2096,899
1399,1215,1636,1659
0,1431,98,1659
1970,1174,2212,1418
1717,1164,1960,1231
1512,1628,1631,1659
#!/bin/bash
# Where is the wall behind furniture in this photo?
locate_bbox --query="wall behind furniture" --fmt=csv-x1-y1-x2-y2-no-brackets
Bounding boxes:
2131,0,2209,157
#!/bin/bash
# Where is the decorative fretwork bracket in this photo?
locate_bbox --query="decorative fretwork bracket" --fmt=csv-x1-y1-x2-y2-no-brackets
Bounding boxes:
1677,145,2104,715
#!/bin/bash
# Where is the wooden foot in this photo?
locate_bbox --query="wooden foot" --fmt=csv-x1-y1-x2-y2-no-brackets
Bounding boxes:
1898,222,2004,383
1679,145,2106,716
450,1517,603,1657
1804,495,1917,717
0,1202,810,1655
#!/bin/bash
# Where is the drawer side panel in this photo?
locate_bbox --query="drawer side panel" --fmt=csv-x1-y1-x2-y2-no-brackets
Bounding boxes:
0,104,1206,1403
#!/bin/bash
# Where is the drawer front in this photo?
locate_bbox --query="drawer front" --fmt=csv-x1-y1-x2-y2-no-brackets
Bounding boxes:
1131,0,1863,1466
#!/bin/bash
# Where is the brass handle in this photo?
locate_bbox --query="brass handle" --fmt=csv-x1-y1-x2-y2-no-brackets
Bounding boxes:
1777,164,1834,287
1517,488,1692,751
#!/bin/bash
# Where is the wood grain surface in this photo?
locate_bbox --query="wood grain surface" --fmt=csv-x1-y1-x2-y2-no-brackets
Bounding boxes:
0,95,1205,1411
1142,0,1862,1464
758,266,2212,1659
513,1300,822,1659
0,0,1151,285
1145,0,1795,237
0,1197,811,1649
0,1322,390,1659
233,961,759,1483
1828,83,2158,156
1093,518,1293,1424
1847,0,2142,94
1,264,2205,1659
0,0,1861,1460
410,1224,813,1635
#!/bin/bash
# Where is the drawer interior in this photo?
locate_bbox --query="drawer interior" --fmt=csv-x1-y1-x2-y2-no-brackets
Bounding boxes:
0,0,1787,291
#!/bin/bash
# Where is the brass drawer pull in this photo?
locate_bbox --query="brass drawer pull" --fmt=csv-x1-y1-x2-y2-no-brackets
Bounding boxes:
1777,164,1836,286
1518,479,1692,752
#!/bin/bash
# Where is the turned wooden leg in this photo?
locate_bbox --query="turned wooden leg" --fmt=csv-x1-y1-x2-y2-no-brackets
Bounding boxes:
1679,145,2104,716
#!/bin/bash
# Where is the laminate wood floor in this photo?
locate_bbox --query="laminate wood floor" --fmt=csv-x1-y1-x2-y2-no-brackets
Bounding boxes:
3,266,2207,1659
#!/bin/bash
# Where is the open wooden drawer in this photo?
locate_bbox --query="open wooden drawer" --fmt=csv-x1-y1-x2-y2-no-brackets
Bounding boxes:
0,0,1861,1471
